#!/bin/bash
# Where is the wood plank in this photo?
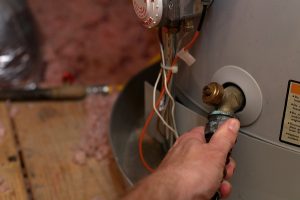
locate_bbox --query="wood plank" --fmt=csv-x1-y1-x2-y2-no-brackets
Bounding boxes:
0,103,28,200
13,101,126,200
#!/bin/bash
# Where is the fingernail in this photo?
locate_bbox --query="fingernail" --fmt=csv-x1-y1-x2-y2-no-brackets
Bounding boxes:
228,119,240,132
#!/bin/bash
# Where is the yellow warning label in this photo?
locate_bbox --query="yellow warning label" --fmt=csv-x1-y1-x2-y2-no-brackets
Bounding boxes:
280,81,300,146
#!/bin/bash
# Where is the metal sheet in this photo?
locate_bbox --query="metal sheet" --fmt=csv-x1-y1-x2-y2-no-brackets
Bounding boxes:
110,64,207,185
109,65,162,185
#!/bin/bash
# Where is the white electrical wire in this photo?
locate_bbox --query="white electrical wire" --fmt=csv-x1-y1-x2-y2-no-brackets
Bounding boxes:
151,43,179,139
152,31,197,144
162,69,179,138
153,69,177,134
160,43,178,138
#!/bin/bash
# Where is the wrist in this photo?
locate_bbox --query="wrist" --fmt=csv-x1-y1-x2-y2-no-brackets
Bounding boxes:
148,169,194,200
154,168,210,200
123,170,181,200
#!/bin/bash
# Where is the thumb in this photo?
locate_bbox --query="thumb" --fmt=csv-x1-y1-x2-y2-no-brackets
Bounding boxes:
209,118,240,154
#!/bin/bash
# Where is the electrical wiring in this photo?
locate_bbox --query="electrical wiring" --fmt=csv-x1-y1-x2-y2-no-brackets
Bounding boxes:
152,69,177,134
157,43,177,146
138,32,199,172
177,32,191,52
183,31,200,51
138,19,204,172
197,5,208,31
164,104,175,148
159,32,198,141
157,43,178,137
162,68,178,138
138,68,173,173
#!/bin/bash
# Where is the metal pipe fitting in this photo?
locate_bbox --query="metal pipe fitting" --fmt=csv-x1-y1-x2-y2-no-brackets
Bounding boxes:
219,85,245,113
202,82,245,141
202,82,224,106
202,82,245,114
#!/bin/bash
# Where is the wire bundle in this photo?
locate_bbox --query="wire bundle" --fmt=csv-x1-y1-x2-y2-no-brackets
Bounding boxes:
138,5,208,173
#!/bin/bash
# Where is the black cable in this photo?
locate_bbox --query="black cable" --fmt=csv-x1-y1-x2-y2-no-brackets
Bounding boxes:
197,5,208,31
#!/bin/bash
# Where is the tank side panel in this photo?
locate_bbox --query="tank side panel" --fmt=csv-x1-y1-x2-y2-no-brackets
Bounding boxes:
176,0,300,151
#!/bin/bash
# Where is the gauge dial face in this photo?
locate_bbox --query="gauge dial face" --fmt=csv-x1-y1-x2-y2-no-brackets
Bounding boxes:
133,0,163,28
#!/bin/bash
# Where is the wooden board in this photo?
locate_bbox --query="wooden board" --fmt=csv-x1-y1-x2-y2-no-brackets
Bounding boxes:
9,101,126,200
0,103,28,200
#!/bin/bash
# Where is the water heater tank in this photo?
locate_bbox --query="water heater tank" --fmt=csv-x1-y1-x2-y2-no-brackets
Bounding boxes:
175,0,300,199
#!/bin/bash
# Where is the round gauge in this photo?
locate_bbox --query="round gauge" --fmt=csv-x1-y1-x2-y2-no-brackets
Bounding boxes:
133,0,163,28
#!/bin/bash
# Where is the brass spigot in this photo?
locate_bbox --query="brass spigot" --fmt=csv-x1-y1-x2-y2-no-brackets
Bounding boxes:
202,82,245,142
202,82,244,113
219,86,245,113
202,82,224,106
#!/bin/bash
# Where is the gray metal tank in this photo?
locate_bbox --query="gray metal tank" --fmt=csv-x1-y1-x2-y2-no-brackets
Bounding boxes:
175,0,300,199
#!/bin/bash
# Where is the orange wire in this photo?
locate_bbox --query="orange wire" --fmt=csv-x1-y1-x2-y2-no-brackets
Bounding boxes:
138,69,173,172
138,31,200,173
184,31,200,51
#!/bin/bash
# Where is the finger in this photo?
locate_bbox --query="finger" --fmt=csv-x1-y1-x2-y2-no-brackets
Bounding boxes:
209,119,240,155
224,157,236,180
219,180,232,199
173,126,205,148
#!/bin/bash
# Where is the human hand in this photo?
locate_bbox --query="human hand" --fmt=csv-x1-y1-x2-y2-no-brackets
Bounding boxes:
157,118,240,199
123,118,240,200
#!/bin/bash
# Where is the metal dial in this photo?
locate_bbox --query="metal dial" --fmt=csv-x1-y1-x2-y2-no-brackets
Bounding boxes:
133,0,163,28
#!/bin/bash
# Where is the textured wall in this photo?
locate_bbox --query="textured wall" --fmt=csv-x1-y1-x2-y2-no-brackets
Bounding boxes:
28,0,159,86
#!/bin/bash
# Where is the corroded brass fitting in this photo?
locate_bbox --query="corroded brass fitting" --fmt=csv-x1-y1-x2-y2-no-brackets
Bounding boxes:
202,82,224,106
219,86,245,113
202,82,245,113
202,82,245,142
